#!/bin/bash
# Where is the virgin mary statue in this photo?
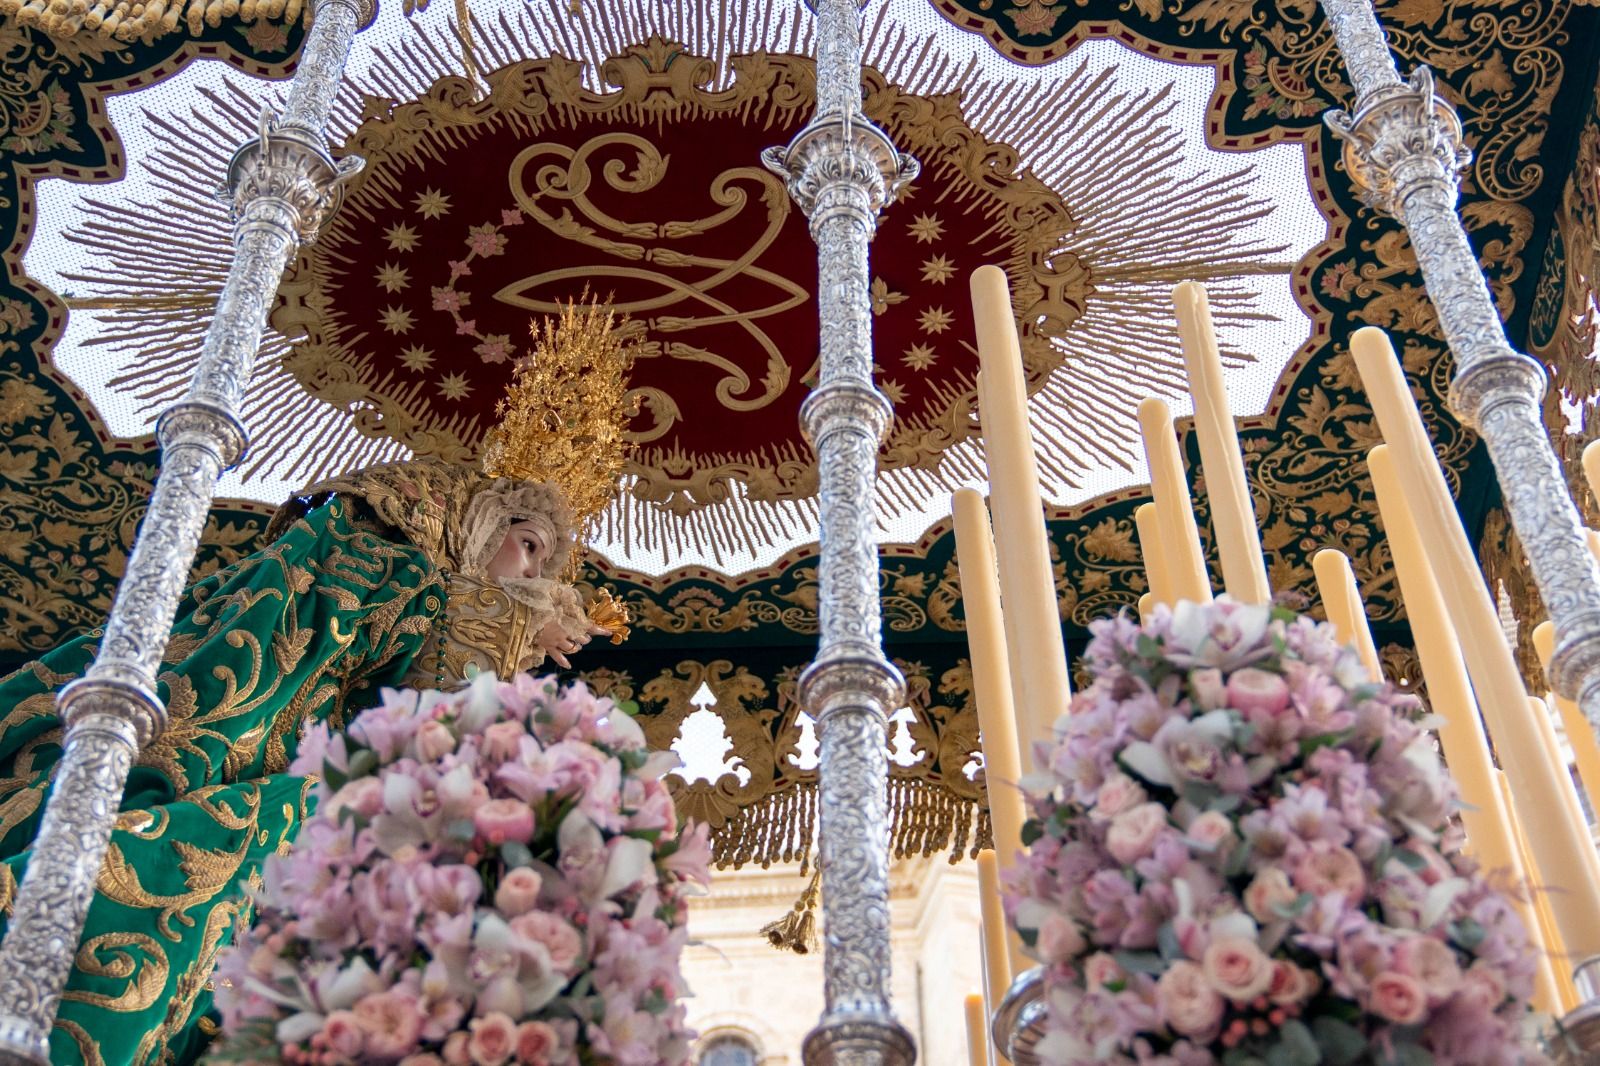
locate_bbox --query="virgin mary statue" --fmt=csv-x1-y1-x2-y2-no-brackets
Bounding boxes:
0,299,634,1065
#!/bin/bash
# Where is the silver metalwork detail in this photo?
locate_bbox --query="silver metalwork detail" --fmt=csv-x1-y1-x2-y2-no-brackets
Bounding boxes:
990,967,1047,1066
1547,955,1600,1066
0,0,364,1057
1319,0,1600,735
764,1,918,1062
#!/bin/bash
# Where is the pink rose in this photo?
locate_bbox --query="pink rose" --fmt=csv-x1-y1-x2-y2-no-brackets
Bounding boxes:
322,1011,366,1060
1157,960,1225,1038
511,910,584,972
475,799,536,846
1226,668,1289,715
1244,867,1297,922
515,1020,560,1064
1370,971,1428,1025
1186,811,1235,856
401,1057,445,1066
1083,953,1123,990
1091,772,1147,822
416,720,457,762
1189,668,1227,710
1107,803,1169,865
1266,960,1314,1006
355,988,424,1059
1037,913,1087,965
1393,936,1462,1005
1202,936,1274,1003
468,1012,518,1066
494,867,543,916
481,721,527,763
1294,843,1365,903
443,1032,472,1066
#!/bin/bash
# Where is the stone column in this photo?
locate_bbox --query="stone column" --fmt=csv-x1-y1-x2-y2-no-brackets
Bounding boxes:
0,1,366,1058
1317,0,1600,1054
761,1,919,1062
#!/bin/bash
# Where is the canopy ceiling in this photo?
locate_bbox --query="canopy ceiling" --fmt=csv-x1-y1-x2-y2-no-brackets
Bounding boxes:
1,0,1596,676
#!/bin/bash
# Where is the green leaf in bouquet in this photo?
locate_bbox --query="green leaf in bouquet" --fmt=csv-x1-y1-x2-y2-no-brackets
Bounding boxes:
1017,925,1038,948
322,759,348,793
616,699,642,717
1111,950,1165,975
1379,1041,1433,1066
1271,892,1315,920
347,747,379,779
1180,781,1221,810
625,827,664,843
446,818,477,844
1297,733,1345,759
1265,1020,1320,1066
619,748,648,771
1223,1049,1268,1066
500,840,535,868
1156,922,1183,962
335,807,371,832
1021,819,1045,846
1223,838,1253,878
1309,1017,1366,1066
1393,848,1428,872
1135,633,1164,660
1449,916,1486,950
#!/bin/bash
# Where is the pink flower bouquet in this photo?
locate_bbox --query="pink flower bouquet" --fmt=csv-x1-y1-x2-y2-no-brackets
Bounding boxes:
1007,598,1545,1066
211,673,711,1066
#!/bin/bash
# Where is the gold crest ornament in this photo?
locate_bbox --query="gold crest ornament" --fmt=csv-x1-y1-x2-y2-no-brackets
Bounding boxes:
585,587,632,645
480,293,639,555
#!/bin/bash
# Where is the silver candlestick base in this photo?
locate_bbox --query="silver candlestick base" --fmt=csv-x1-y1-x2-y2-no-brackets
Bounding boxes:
990,967,1047,1066
1547,958,1600,1065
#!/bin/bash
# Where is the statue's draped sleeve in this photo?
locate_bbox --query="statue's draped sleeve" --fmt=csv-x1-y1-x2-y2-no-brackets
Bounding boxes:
0,497,443,1065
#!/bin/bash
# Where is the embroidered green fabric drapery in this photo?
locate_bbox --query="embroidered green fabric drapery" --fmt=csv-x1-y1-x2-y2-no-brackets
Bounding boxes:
0,498,444,1065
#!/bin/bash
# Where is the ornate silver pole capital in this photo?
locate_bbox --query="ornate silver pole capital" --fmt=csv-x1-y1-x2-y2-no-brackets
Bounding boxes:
0,0,364,1056
1324,65,1469,219
765,1,918,1062
1319,0,1600,738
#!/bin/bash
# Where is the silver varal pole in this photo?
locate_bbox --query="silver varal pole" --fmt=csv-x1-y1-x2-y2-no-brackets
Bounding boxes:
761,1,919,1062
0,0,365,1057
1316,0,1600,1056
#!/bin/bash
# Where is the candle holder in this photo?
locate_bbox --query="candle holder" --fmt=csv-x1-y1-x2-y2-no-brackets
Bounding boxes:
989,967,1047,1066
1548,958,1600,1065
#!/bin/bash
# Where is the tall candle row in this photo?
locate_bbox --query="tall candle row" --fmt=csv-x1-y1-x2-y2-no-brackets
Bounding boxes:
951,269,1600,1056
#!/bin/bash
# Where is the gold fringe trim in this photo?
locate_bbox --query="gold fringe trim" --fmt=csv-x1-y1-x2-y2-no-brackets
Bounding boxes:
706,779,991,873
761,866,820,955
742,780,993,954
1,0,301,42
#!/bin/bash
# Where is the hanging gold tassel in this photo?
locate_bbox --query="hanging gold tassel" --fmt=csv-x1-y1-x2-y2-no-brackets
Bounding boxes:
761,866,821,956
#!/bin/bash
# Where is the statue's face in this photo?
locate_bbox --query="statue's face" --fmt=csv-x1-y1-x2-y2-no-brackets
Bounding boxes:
486,518,553,580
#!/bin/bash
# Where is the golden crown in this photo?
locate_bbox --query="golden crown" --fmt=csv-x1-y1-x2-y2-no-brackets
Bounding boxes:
480,293,638,540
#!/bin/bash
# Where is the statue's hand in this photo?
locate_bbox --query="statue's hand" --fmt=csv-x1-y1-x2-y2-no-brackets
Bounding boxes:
537,619,608,668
